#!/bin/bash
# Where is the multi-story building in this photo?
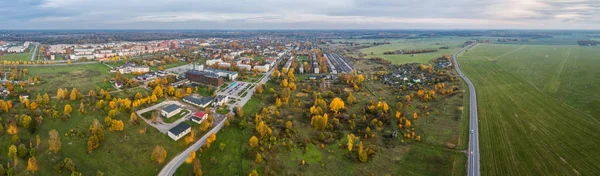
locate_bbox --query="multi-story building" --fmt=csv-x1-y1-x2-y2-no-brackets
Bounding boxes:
185,70,224,87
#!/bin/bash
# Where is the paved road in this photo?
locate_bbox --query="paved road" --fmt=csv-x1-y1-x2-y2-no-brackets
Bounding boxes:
451,42,479,176
30,43,39,61
158,115,227,176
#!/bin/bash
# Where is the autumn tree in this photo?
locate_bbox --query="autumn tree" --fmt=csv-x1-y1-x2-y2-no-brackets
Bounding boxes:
249,169,260,176
249,136,259,148
64,104,73,116
152,145,167,164
310,114,328,130
130,112,139,124
206,133,216,149
29,102,37,112
347,133,356,152
110,120,124,131
87,135,99,154
347,93,357,105
79,102,86,114
27,156,39,173
185,151,196,163
285,121,293,130
193,158,202,176
8,145,17,158
70,88,80,101
48,129,61,153
358,142,368,162
255,153,262,163
329,97,345,113
153,86,164,97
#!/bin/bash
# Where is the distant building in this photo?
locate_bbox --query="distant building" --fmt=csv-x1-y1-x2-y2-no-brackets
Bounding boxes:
167,122,191,141
185,70,224,87
205,59,222,66
116,63,150,74
253,65,269,72
161,104,182,118
170,79,189,87
203,68,238,80
183,96,214,108
237,64,252,71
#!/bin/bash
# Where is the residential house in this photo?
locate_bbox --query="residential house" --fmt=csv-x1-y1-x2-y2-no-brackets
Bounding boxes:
161,104,182,118
191,111,207,124
167,122,191,141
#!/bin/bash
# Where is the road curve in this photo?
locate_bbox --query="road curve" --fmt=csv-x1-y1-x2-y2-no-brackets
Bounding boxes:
451,42,479,176
159,118,227,176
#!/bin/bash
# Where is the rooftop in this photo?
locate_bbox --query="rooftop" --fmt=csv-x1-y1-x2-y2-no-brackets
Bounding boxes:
162,104,181,113
168,122,191,135
183,96,214,105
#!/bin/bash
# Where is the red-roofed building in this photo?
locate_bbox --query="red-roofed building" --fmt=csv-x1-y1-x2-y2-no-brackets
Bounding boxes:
191,111,207,124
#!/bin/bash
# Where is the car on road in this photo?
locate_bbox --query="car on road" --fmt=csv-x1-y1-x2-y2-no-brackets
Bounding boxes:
471,129,474,134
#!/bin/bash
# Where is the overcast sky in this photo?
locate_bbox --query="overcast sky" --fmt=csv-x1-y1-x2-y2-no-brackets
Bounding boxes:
1,0,599,29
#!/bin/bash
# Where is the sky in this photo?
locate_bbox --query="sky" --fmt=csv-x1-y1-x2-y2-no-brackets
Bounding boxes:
0,0,599,29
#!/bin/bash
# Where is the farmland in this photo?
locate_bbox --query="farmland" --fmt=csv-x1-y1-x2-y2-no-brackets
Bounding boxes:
458,43,600,175
353,37,468,64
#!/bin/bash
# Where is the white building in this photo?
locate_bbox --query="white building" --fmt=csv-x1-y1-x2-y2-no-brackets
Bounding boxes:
160,104,182,118
218,62,231,68
116,63,150,74
237,64,251,71
168,123,191,141
206,59,222,65
7,46,26,53
254,65,270,73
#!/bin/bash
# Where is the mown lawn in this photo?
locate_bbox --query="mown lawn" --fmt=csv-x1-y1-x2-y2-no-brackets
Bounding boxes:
458,43,600,175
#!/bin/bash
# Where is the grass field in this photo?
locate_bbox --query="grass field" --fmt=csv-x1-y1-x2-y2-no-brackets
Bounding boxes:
0,52,32,62
358,37,468,64
458,43,600,175
26,63,114,95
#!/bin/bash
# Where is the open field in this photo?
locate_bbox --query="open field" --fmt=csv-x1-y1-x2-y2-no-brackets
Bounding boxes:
458,43,600,175
0,53,33,62
25,63,115,95
357,37,468,64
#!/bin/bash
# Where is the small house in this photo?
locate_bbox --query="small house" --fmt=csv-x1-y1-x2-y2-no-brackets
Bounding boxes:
191,111,207,124
167,122,191,141
161,104,182,118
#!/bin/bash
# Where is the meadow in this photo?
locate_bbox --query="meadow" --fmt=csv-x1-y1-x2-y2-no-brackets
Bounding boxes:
25,63,115,95
458,43,600,175
356,37,469,64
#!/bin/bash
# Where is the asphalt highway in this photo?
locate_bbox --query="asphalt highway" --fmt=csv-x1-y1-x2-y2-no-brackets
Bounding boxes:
451,42,479,176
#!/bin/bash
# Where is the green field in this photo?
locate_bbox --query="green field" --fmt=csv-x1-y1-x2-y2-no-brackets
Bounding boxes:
0,53,32,62
458,44,600,175
26,63,114,95
358,37,468,64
